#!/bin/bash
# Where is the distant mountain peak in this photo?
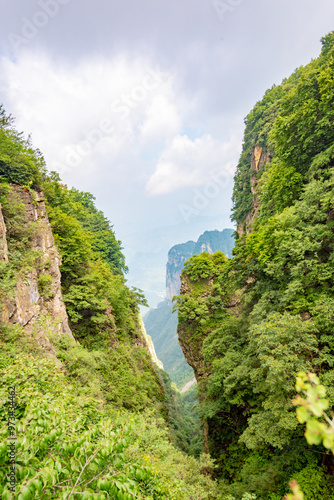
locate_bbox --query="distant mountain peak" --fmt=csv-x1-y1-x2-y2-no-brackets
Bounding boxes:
166,229,235,301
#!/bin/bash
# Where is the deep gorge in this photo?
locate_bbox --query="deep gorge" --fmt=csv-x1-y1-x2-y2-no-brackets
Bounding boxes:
1,30,334,500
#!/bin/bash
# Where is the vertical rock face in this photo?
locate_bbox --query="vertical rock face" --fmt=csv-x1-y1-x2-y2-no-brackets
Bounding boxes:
0,186,73,342
138,315,164,370
193,229,235,257
237,145,272,237
0,203,8,262
146,229,235,388
177,275,212,381
166,241,196,300
166,229,235,300
177,273,213,452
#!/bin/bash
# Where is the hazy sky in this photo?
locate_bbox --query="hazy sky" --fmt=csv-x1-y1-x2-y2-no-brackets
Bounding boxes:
1,0,333,306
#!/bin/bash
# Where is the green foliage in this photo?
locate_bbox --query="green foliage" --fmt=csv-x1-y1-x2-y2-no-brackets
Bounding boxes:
257,159,304,221
271,42,334,178
231,81,293,224
0,183,40,299
37,274,54,299
54,327,166,415
294,372,334,452
183,252,222,281
284,372,334,500
146,232,234,391
232,30,334,226
175,252,231,333
0,353,218,499
291,466,331,500
156,367,203,456
176,32,334,499
240,314,320,450
0,106,167,422
43,176,127,275
223,493,257,500
0,107,46,186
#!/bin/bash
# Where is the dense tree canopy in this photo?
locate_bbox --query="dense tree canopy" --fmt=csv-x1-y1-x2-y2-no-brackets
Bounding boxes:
176,31,334,499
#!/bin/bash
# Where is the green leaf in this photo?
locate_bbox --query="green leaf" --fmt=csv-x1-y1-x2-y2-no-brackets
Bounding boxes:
19,487,33,500
296,406,308,424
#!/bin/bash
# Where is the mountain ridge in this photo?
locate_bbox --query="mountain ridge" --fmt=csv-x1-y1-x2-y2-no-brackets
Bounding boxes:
144,228,235,389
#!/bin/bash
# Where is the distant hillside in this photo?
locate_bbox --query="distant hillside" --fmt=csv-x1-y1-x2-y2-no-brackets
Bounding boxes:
166,240,196,301
166,229,234,301
193,229,235,256
144,228,235,389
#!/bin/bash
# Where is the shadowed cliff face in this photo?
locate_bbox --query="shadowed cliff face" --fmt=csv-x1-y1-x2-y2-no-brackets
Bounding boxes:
0,185,73,351
176,272,220,454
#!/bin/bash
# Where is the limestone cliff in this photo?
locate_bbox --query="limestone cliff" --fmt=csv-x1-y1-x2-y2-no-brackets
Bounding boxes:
166,241,195,301
146,228,235,389
0,202,8,262
138,314,164,370
177,275,211,381
0,185,163,370
176,273,214,452
166,229,235,301
0,185,73,352
237,144,271,237
193,229,235,257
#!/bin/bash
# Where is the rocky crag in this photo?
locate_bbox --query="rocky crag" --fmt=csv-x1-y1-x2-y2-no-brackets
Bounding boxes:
0,186,73,358
144,228,235,389
166,229,234,301
175,33,334,496
0,184,162,376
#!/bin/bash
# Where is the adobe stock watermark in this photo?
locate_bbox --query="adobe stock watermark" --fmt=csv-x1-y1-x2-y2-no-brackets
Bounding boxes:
7,0,72,53
179,167,234,223
212,0,244,22
55,65,171,175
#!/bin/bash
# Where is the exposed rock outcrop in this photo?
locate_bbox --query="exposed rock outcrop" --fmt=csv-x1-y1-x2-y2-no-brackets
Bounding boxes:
166,230,235,301
166,241,196,300
146,229,235,389
237,145,272,237
0,202,8,262
138,315,164,370
0,186,73,347
177,270,242,450
177,275,212,380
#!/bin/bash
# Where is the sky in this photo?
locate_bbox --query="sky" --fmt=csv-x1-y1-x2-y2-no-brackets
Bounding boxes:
0,0,333,307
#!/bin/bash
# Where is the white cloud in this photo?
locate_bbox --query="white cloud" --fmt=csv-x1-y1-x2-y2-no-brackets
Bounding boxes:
146,133,242,195
140,95,182,143
0,50,178,181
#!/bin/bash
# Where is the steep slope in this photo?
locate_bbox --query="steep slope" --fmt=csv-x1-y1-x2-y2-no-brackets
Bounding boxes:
166,240,196,301
176,32,334,499
193,229,235,257
145,228,235,389
0,185,72,345
144,299,194,388
166,229,235,301
0,105,219,499
0,180,166,414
